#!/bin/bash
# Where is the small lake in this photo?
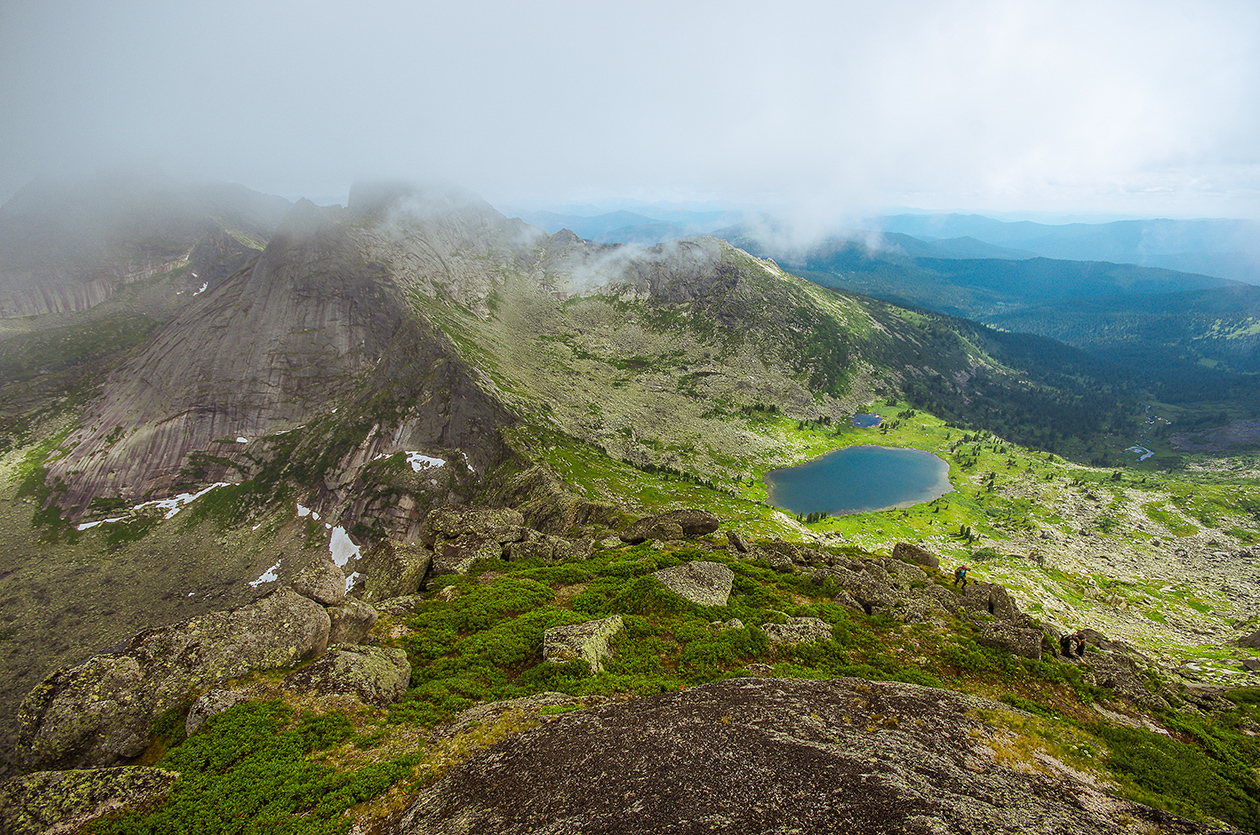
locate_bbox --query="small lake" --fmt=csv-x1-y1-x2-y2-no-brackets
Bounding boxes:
851,413,882,428
764,445,952,516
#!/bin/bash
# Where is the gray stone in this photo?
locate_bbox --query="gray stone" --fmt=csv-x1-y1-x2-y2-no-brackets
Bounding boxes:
289,553,346,605
833,568,898,613
543,617,624,674
422,505,525,546
652,561,735,607
374,594,426,616
1242,658,1260,672
753,543,796,573
892,542,939,570
655,509,721,536
0,766,178,835
327,598,379,645
878,557,929,589
1240,629,1260,649
16,587,330,770
726,530,751,554
618,517,684,544
282,645,411,706
185,688,251,736
381,677,1207,835
762,617,833,645
975,622,1043,660
358,539,431,602
429,535,503,576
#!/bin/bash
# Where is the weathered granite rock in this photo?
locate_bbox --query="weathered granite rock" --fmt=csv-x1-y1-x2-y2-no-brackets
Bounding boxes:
327,598,379,645
656,509,721,536
877,557,928,589
892,542,939,570
753,542,796,572
282,645,411,706
975,622,1044,660
429,536,502,576
832,568,899,613
421,505,525,546
725,530,751,553
357,539,431,602
290,553,346,605
831,587,863,614
383,677,1221,835
16,588,330,770
652,562,735,607
184,688,251,736
543,617,624,674
1085,652,1172,712
504,534,593,565
762,617,832,645
374,594,426,616
618,517,684,544
1239,629,1260,649
0,766,179,835
491,465,618,534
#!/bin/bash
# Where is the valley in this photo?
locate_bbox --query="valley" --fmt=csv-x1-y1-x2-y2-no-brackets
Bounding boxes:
0,177,1258,833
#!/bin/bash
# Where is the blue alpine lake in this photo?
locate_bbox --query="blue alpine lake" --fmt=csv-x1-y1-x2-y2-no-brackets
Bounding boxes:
764,445,953,516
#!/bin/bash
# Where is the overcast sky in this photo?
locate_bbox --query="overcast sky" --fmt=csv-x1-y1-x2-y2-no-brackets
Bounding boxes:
3,0,1259,219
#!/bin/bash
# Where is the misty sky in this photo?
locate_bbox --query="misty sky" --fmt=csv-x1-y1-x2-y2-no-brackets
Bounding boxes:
3,0,1259,219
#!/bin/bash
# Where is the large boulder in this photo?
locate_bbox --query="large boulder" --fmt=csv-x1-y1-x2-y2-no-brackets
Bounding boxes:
762,617,832,645
619,509,719,544
543,617,624,674
653,561,735,607
289,553,346,605
327,598,379,645
892,542,939,570
282,645,411,706
421,505,525,546
381,677,1211,835
0,766,179,835
429,535,505,576
184,688,251,736
356,539,431,602
975,622,1043,660
16,588,330,770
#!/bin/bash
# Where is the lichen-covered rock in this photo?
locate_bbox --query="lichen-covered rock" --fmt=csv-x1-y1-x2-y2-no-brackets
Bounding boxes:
327,598,379,645
753,542,796,572
357,539,431,602
282,645,411,706
832,568,899,613
429,535,504,576
652,561,735,607
975,622,1044,660
184,688,251,736
374,594,425,616
0,766,178,835
543,617,624,674
892,541,940,570
16,588,330,770
877,557,928,589
618,517,684,544
289,553,347,605
762,617,832,645
654,509,720,536
382,677,1215,835
1239,629,1260,649
491,465,617,534
1085,652,1173,712
421,505,525,546
504,534,593,565
725,529,751,553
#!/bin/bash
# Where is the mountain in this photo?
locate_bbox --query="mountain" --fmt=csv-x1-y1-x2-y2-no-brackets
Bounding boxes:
2,178,1259,833
0,170,291,317
876,213,1260,284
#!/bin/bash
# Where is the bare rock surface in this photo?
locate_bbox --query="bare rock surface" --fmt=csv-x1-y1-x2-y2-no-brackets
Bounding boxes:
619,508,719,544
893,541,940,570
356,540,431,603
290,553,347,605
184,688,251,736
282,645,411,706
652,561,734,607
327,598,379,645
761,616,833,645
0,765,179,835
384,677,1224,835
543,617,624,674
16,588,330,770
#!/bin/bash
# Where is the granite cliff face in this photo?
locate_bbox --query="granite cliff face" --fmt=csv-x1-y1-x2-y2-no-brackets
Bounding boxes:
0,173,290,317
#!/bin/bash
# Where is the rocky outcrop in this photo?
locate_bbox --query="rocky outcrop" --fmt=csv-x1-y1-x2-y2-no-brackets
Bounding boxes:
543,617,625,674
762,617,832,645
282,645,411,706
619,509,720,544
652,561,735,607
355,540,431,603
892,541,939,570
16,588,330,770
423,505,526,576
290,554,347,605
383,677,1220,835
503,531,594,565
975,622,1044,660
184,688,251,736
491,466,618,535
327,598,379,645
0,765,179,835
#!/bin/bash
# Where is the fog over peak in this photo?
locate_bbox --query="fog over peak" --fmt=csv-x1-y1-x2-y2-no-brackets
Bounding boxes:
3,0,1259,221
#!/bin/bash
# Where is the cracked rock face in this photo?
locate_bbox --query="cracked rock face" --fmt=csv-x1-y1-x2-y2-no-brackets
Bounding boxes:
384,677,1221,835
652,561,735,607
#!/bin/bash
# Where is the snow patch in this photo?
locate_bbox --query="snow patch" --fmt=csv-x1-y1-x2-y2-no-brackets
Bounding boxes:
374,450,447,472
236,437,249,444
192,282,208,296
76,516,127,531
330,526,360,568
345,571,361,593
136,483,231,520
296,503,321,521
248,559,281,588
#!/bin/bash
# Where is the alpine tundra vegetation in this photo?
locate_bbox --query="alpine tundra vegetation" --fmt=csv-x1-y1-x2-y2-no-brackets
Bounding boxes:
0,176,1258,834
